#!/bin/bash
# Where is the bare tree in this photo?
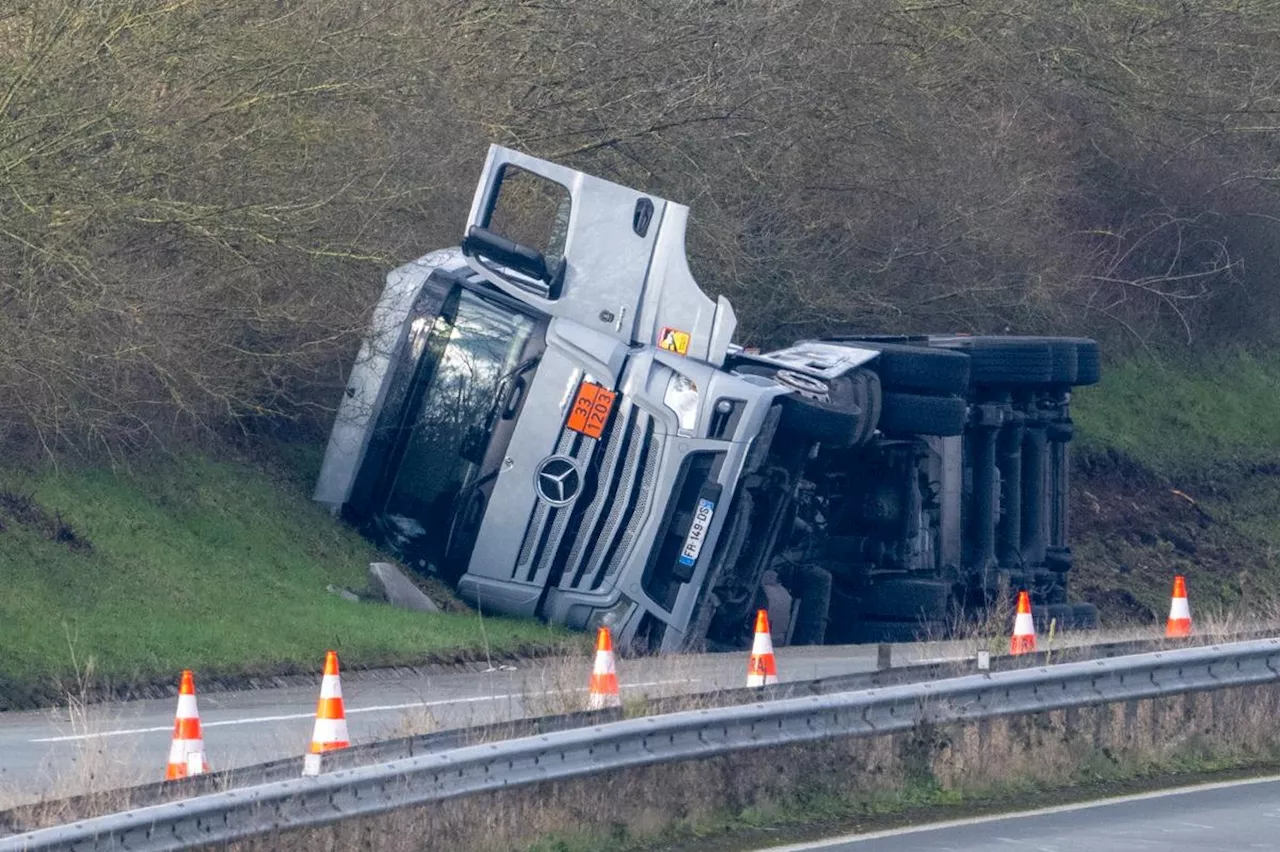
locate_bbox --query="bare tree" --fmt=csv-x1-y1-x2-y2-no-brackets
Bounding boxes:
3,0,1279,459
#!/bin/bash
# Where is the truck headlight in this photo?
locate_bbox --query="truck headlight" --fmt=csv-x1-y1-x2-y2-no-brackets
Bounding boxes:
664,373,699,436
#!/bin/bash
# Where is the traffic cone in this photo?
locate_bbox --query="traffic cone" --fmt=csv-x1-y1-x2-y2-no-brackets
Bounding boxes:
588,626,622,710
302,650,350,776
746,609,778,686
1009,590,1037,655
165,670,208,780
1166,575,1192,638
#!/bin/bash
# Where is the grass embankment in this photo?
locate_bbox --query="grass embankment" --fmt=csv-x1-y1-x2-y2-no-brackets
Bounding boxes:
1071,350,1280,621
0,454,571,709
2,350,1275,709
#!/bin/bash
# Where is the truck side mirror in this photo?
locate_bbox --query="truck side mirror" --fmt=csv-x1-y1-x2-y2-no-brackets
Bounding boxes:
461,225,566,297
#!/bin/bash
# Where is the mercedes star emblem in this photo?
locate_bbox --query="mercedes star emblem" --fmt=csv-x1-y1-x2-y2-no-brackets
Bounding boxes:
534,456,581,506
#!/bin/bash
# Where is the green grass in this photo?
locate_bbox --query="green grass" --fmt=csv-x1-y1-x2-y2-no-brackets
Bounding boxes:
6,349,1280,705
0,454,572,706
1066,348,1280,619
1073,349,1280,480
518,749,1280,852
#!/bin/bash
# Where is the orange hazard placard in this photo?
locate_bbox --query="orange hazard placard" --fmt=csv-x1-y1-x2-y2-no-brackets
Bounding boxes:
658,327,690,355
567,381,616,439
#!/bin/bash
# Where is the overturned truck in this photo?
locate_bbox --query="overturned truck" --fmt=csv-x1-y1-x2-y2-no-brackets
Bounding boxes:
315,146,1099,652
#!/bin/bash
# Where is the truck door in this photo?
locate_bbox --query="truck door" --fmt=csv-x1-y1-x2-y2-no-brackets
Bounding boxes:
460,145,667,347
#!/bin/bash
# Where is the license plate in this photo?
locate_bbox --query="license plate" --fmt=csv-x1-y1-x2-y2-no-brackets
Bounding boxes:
679,498,716,567
566,381,616,439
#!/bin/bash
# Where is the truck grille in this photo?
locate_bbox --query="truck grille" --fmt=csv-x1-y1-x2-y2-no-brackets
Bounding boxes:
513,400,657,593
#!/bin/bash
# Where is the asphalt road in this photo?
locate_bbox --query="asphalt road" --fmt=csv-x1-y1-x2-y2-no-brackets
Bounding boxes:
763,776,1280,851
0,641,966,806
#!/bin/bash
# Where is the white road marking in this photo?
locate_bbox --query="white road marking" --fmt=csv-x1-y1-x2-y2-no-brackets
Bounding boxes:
30,679,684,743
756,774,1280,850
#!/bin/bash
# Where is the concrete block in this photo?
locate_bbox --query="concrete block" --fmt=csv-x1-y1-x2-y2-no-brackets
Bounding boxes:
368,562,440,613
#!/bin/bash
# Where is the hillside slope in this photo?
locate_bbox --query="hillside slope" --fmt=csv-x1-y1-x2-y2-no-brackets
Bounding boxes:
4,3,1280,455
0,455,568,710
1071,351,1280,622
0,350,1274,708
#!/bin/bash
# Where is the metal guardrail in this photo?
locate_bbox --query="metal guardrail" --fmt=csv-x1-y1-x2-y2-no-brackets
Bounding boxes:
1,627,1248,836
5,637,1279,851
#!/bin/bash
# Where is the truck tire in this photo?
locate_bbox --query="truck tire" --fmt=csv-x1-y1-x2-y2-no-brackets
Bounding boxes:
929,336,1054,385
1045,547,1072,573
850,618,947,643
879,392,967,437
825,584,862,644
1046,339,1078,385
734,364,875,448
1034,602,1074,633
861,577,953,621
850,368,882,445
775,373,873,448
789,563,833,645
837,341,970,395
990,337,1079,385
1070,602,1099,629
1068,338,1101,386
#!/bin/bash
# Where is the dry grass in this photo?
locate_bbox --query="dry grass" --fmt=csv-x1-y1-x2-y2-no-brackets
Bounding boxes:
511,647,714,720
8,616,1280,837
384,707,443,741
25,652,149,796
1,657,155,829
0,646,251,834
516,653,596,719
225,678,1280,852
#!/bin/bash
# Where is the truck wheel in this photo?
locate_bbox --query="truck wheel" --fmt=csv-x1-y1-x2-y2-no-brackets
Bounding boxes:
1035,602,1074,634
843,341,970,395
1067,338,1101,386
1070,602,1099,629
1045,547,1072,573
850,368,882,445
825,584,859,644
776,373,875,448
860,577,953,621
928,336,1054,386
1045,339,1078,385
789,563,833,645
850,618,947,643
991,337,1082,385
878,392,967,437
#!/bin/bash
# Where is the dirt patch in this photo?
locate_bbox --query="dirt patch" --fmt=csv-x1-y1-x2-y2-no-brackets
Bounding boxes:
404,571,472,615
0,490,91,551
1071,450,1271,622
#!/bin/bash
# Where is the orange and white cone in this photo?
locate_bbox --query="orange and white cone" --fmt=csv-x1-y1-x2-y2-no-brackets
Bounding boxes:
302,650,350,776
746,609,778,687
1009,591,1037,655
1166,575,1192,638
165,670,209,780
588,626,622,710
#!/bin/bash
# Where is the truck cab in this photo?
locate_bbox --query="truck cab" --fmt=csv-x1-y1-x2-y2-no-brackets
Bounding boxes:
316,146,1099,651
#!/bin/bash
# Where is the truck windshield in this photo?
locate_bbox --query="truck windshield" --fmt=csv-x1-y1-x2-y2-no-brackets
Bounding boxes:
374,288,538,570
